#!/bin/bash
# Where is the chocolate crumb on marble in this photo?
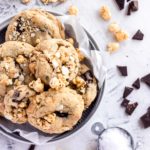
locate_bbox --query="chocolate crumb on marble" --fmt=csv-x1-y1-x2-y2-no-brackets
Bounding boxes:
126,102,138,115
141,107,150,128
117,66,128,76
121,99,130,107
28,145,35,150
123,86,133,98
127,1,138,15
132,78,140,89
132,30,144,40
114,0,125,10
141,73,150,87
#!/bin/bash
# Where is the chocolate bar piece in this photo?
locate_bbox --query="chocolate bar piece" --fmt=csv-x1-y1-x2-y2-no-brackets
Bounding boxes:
121,99,130,107
28,145,35,150
126,102,138,115
141,73,150,87
114,0,125,10
132,78,140,89
141,107,150,128
132,30,144,40
123,87,133,98
127,1,138,15
117,66,128,76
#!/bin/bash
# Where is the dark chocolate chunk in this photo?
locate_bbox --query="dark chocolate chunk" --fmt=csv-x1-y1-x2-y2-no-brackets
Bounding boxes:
16,17,25,34
117,66,128,76
28,145,35,150
127,5,132,15
55,111,68,118
130,1,139,12
141,108,150,128
132,30,144,40
126,102,138,115
127,0,131,2
141,73,150,87
82,71,93,83
127,0,139,16
132,78,140,89
114,0,125,10
12,90,20,101
123,87,133,98
121,99,130,107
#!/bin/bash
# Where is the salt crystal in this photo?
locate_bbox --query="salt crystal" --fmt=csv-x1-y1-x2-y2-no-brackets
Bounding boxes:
99,128,133,150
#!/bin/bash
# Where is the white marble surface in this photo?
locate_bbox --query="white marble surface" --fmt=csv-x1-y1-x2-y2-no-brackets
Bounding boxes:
0,0,150,149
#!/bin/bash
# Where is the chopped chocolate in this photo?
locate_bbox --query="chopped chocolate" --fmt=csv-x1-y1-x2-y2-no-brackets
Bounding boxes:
55,111,68,118
121,99,130,107
141,73,150,87
132,30,144,40
126,102,138,115
130,1,139,11
12,90,20,100
28,145,35,150
127,0,131,2
123,86,133,98
127,1,138,16
82,71,93,83
114,0,125,10
141,108,150,128
117,66,128,76
127,5,132,15
132,78,140,89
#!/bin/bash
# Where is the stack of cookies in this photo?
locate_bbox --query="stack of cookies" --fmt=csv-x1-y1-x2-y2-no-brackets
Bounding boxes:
0,9,98,134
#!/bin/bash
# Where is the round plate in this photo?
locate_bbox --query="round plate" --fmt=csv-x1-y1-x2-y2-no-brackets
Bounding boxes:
0,11,105,144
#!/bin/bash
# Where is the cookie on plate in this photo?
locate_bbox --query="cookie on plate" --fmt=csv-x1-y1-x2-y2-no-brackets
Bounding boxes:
29,39,80,90
71,64,98,108
0,41,35,116
27,87,84,134
5,9,65,46
4,85,35,124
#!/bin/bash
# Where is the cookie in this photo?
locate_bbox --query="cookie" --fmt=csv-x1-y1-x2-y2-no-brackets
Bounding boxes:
29,39,80,90
71,64,98,108
5,9,65,46
0,41,35,116
4,85,35,124
27,87,84,134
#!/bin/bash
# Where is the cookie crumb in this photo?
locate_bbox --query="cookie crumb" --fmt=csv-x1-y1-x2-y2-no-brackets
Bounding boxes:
108,22,120,33
29,78,44,93
21,0,31,4
107,42,120,53
114,30,129,42
99,6,111,21
68,5,79,16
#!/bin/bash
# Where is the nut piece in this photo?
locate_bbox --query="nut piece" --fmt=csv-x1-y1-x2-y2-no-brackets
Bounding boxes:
107,42,120,53
99,6,111,21
115,30,129,42
21,0,31,4
108,22,120,33
68,6,79,16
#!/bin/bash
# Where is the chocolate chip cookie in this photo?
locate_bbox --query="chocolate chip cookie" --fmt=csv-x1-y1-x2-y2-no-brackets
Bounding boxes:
29,39,80,89
6,9,65,46
0,41,34,116
27,87,84,134
71,64,97,108
4,85,35,124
